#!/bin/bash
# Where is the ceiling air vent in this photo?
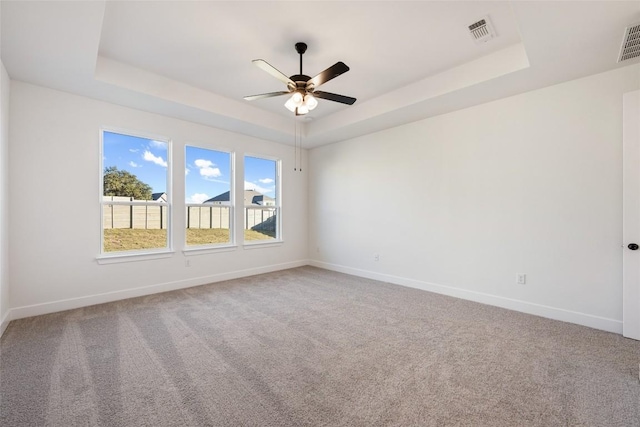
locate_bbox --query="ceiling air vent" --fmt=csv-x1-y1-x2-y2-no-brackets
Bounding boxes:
468,16,495,44
618,22,640,62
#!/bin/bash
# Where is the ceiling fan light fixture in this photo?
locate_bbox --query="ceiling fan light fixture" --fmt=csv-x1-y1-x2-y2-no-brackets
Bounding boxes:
284,97,297,112
305,94,318,110
297,104,309,115
291,91,303,104
285,91,305,112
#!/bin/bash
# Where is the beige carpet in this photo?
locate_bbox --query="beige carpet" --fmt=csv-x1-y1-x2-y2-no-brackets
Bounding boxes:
1,266,639,426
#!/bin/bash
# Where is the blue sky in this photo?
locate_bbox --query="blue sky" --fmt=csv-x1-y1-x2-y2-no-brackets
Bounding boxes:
185,145,231,203
103,131,276,203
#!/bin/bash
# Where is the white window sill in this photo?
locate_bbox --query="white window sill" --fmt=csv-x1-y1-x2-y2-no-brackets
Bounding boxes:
96,250,174,265
243,240,283,250
183,244,238,256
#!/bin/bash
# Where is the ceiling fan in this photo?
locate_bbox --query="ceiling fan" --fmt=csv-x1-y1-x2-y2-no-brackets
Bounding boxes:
244,42,356,116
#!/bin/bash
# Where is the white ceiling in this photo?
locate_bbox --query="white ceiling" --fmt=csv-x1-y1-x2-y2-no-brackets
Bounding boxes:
2,1,639,148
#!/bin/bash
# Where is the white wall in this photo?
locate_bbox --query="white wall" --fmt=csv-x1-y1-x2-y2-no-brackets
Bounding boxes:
309,64,640,333
0,60,10,334
7,81,308,319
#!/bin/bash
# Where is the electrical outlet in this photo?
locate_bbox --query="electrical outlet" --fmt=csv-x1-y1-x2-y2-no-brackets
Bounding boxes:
185,259,191,268
374,253,380,262
517,273,526,285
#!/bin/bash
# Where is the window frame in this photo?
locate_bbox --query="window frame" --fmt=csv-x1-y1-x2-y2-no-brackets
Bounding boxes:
97,127,173,263
243,153,282,247
183,144,236,254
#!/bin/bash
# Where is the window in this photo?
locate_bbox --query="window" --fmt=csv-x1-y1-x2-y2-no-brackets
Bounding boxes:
101,130,171,254
244,155,280,242
185,146,233,247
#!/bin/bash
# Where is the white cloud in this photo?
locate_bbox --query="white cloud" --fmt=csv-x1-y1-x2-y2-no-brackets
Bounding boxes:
187,193,210,204
129,148,139,153
245,180,274,195
194,158,221,180
258,178,274,184
201,167,222,178
143,150,167,167
129,161,140,168
185,168,190,175
149,140,167,150
194,159,212,168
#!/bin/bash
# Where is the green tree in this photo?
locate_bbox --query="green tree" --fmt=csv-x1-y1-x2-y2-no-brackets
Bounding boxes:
103,166,153,200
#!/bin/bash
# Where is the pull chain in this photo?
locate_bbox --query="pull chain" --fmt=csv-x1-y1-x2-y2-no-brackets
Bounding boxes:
293,119,303,172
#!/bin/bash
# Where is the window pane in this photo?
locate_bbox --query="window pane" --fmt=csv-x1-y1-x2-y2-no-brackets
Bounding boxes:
244,156,278,241
102,131,169,253
185,146,232,246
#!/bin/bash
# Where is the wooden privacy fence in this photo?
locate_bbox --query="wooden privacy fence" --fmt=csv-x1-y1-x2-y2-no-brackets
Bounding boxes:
245,207,276,230
103,199,275,231
186,205,230,229
103,201,167,229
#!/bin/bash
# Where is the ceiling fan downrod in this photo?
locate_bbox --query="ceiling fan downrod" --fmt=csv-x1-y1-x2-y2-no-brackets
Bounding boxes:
295,42,307,75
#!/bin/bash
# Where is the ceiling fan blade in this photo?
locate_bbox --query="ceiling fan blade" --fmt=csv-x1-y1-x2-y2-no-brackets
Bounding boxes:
313,91,357,105
252,59,294,86
244,91,290,101
308,62,350,88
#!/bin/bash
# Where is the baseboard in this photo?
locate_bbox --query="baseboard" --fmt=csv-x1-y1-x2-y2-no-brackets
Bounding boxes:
3,259,623,337
0,309,10,337
309,260,623,334
7,259,309,323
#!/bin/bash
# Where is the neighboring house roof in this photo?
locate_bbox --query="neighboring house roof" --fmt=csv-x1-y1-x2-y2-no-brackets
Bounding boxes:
204,190,274,205
204,191,230,203
251,194,274,205
152,192,167,202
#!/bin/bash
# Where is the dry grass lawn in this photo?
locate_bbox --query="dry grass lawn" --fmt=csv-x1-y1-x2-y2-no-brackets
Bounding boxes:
104,228,272,252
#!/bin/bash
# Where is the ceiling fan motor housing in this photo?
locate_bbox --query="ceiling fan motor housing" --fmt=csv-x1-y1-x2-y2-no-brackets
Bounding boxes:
290,75,310,83
287,78,312,94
